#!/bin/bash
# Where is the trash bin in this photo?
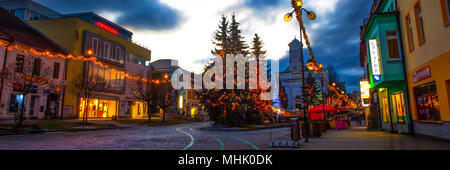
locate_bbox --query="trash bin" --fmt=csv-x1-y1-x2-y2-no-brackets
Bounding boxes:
300,122,321,138
320,121,328,132
290,122,301,141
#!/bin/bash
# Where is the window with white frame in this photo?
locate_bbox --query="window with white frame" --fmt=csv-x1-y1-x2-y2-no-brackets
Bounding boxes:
414,1,426,45
447,0,450,19
115,47,121,60
405,13,415,52
104,42,111,59
92,37,98,56
386,31,400,59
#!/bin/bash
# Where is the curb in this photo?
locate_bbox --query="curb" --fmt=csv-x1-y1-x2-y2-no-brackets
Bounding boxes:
0,126,129,137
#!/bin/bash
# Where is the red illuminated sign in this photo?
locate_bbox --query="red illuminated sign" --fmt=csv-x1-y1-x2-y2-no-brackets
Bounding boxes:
96,21,118,35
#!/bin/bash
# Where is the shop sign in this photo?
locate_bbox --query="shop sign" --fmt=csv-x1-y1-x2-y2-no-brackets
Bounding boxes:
412,66,431,83
360,80,371,107
20,74,50,85
96,21,118,35
63,106,73,115
13,83,38,93
369,39,382,82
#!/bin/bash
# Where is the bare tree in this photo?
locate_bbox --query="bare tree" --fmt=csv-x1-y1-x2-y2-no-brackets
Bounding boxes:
132,71,154,122
4,55,53,130
72,62,106,124
133,73,178,123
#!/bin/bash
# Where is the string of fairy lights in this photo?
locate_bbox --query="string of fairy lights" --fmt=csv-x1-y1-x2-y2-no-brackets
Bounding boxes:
0,38,166,84
1,11,358,109
286,0,358,109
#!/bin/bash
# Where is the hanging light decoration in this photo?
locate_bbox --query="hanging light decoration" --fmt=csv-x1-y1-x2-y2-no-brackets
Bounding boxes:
0,39,153,83
282,0,357,108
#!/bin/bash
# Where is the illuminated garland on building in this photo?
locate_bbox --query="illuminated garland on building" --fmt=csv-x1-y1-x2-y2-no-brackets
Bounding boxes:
0,39,160,83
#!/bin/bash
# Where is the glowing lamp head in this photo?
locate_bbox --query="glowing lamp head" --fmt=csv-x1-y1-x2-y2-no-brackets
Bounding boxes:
179,96,183,109
155,80,160,84
341,91,345,95
87,49,94,56
164,74,169,80
296,0,303,7
332,83,336,87
284,13,293,22
306,62,315,70
307,11,317,20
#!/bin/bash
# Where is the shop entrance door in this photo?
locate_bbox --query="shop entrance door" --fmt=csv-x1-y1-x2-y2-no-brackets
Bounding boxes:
46,94,59,119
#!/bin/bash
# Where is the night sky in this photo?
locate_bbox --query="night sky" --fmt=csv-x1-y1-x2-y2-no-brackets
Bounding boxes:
35,0,373,92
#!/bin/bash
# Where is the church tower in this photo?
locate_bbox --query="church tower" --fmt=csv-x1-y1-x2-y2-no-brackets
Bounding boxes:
288,38,302,74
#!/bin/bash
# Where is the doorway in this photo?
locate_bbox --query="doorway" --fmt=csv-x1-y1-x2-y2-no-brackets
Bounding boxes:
46,94,60,119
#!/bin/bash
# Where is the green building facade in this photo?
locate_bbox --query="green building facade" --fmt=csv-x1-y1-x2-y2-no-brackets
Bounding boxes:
361,0,412,134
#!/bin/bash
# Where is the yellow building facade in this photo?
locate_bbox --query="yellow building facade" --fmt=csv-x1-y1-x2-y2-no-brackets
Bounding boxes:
27,16,151,119
398,0,450,139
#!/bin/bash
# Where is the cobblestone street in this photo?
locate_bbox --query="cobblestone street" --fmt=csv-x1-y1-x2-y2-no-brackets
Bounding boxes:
0,122,449,150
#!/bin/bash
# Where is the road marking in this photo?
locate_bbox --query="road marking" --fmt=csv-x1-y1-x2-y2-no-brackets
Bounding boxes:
232,136,260,150
176,128,194,150
189,128,199,134
211,136,225,150
190,128,225,150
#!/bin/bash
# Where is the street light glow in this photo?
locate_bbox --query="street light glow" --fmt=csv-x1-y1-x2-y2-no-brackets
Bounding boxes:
179,96,183,109
296,0,303,7
284,13,293,22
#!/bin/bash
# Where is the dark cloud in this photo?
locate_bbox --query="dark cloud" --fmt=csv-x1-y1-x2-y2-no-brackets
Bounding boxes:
35,0,181,30
243,0,284,10
277,0,371,92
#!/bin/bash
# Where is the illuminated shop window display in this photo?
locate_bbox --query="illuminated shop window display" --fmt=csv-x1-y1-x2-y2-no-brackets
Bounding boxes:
414,83,441,121
79,98,117,118
191,107,197,118
131,101,148,119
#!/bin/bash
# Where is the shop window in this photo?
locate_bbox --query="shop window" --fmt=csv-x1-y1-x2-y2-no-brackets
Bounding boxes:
15,55,24,73
405,13,415,52
382,97,391,123
414,83,441,121
79,98,117,118
447,0,450,22
9,94,26,114
446,80,450,113
414,1,426,45
392,92,406,123
131,102,148,119
53,62,60,79
386,31,400,59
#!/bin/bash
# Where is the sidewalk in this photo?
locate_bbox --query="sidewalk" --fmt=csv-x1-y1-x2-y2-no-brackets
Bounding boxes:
299,127,450,150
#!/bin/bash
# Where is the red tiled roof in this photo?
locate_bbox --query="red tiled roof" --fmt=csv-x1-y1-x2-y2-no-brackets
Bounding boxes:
0,7,69,55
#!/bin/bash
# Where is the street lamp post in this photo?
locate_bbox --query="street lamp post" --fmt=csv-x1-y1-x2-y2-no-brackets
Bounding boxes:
284,0,316,143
